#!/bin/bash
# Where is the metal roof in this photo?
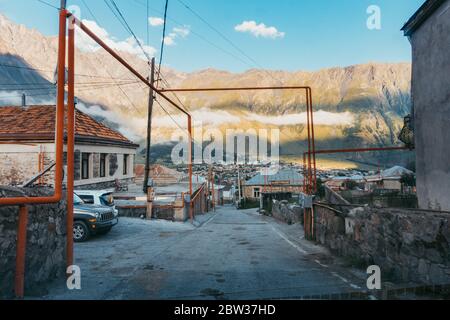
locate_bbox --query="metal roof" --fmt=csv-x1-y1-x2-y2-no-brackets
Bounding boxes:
401,0,447,36
245,169,304,186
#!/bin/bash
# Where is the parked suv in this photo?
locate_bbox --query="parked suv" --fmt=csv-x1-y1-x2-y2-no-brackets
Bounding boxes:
76,189,119,216
74,193,118,242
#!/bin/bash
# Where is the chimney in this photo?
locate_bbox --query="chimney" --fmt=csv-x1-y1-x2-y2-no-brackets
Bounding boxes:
21,93,26,108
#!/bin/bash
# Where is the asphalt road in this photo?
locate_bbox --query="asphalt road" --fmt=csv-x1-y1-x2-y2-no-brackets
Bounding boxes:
42,205,368,300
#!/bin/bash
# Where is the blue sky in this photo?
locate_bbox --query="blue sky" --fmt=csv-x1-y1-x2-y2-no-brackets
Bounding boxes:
0,0,424,72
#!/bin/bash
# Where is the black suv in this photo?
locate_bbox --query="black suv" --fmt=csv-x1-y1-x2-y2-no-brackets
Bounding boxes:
73,193,118,242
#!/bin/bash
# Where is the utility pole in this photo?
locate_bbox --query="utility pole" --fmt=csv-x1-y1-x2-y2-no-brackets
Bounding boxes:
143,57,155,193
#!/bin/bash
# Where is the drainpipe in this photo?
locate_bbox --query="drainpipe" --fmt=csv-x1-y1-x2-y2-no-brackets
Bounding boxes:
21,93,26,108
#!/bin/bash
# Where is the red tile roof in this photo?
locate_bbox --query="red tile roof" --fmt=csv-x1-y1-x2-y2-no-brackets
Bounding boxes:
0,105,137,147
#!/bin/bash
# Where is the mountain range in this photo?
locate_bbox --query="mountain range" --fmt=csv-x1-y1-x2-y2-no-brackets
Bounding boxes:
0,14,414,169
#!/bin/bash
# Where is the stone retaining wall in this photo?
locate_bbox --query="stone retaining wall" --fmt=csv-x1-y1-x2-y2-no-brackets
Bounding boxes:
272,200,303,225
0,187,67,299
314,204,450,284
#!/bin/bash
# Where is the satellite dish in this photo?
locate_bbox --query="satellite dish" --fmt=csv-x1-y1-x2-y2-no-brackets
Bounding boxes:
53,66,68,85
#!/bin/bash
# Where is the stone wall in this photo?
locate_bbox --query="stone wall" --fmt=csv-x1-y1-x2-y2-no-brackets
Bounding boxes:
0,187,67,299
272,200,303,225
314,204,450,284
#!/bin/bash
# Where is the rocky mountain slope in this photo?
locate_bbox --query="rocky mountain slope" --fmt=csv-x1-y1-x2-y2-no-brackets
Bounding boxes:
0,14,413,167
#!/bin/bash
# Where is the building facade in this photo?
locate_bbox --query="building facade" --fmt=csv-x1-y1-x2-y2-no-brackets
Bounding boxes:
402,0,450,210
243,169,304,200
0,105,138,190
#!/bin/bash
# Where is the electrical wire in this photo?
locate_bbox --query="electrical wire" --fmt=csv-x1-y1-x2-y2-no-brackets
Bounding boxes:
175,0,283,84
0,63,136,81
154,98,193,142
105,0,152,63
157,0,169,78
80,0,146,116
36,0,59,10
132,0,252,68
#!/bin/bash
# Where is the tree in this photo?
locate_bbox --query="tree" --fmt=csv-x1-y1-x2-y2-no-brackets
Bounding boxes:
316,178,326,198
343,180,358,190
400,173,416,187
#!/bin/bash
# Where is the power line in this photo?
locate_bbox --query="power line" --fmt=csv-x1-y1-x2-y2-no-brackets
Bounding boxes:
80,0,146,117
81,0,99,22
175,0,283,84
0,63,136,81
157,0,169,78
105,0,152,62
132,0,252,68
146,0,150,47
154,99,193,142
36,0,59,10
157,73,190,113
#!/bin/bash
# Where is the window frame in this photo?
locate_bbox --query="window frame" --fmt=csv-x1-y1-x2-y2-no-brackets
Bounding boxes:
81,153,90,180
100,153,107,178
123,154,129,176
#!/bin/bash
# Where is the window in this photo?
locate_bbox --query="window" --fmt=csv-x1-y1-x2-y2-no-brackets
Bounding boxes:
123,154,129,175
79,195,94,204
100,193,114,207
253,187,261,198
100,154,107,178
81,153,90,180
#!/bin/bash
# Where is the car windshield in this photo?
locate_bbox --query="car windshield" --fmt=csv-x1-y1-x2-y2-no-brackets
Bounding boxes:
100,193,114,206
73,193,84,205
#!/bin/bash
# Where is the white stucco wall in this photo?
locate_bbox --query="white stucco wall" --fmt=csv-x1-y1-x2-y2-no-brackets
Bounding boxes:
0,142,136,188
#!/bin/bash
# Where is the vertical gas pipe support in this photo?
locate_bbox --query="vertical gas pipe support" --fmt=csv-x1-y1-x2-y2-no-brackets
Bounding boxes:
308,88,317,193
188,115,193,221
305,91,312,195
14,205,28,299
66,14,75,270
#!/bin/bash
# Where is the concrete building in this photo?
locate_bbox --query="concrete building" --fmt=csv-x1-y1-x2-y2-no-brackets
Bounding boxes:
402,0,450,210
365,166,414,192
0,105,138,189
243,169,304,200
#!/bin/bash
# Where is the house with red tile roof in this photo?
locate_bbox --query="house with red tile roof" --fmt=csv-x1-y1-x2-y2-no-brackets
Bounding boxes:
0,105,139,189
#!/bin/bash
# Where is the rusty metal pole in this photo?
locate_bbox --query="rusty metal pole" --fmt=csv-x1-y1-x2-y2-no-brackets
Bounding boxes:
303,152,307,193
188,115,193,221
14,205,28,299
211,169,215,211
0,8,66,206
66,13,75,271
308,88,317,193
306,92,312,195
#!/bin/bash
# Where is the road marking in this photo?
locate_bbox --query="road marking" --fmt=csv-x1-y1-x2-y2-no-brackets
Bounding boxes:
332,272,362,290
314,260,329,268
331,272,349,283
270,226,308,254
201,212,219,227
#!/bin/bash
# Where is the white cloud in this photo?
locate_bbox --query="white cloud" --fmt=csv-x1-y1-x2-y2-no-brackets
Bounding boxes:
246,110,355,126
161,26,191,46
164,35,176,46
148,17,164,27
173,27,190,37
76,102,145,141
234,20,285,39
75,20,156,60
153,107,241,128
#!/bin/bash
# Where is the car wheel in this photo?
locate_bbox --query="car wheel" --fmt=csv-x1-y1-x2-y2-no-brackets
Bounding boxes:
96,227,112,235
73,221,90,242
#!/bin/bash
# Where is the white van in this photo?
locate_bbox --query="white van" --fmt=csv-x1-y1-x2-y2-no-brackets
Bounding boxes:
75,190,119,217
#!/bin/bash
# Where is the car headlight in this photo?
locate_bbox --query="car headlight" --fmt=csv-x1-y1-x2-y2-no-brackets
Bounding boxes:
95,212,101,219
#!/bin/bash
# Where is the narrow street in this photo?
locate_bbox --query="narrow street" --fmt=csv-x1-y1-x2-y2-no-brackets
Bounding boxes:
43,205,368,300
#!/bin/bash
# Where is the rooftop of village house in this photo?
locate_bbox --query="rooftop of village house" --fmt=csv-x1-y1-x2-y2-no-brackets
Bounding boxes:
0,105,138,147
